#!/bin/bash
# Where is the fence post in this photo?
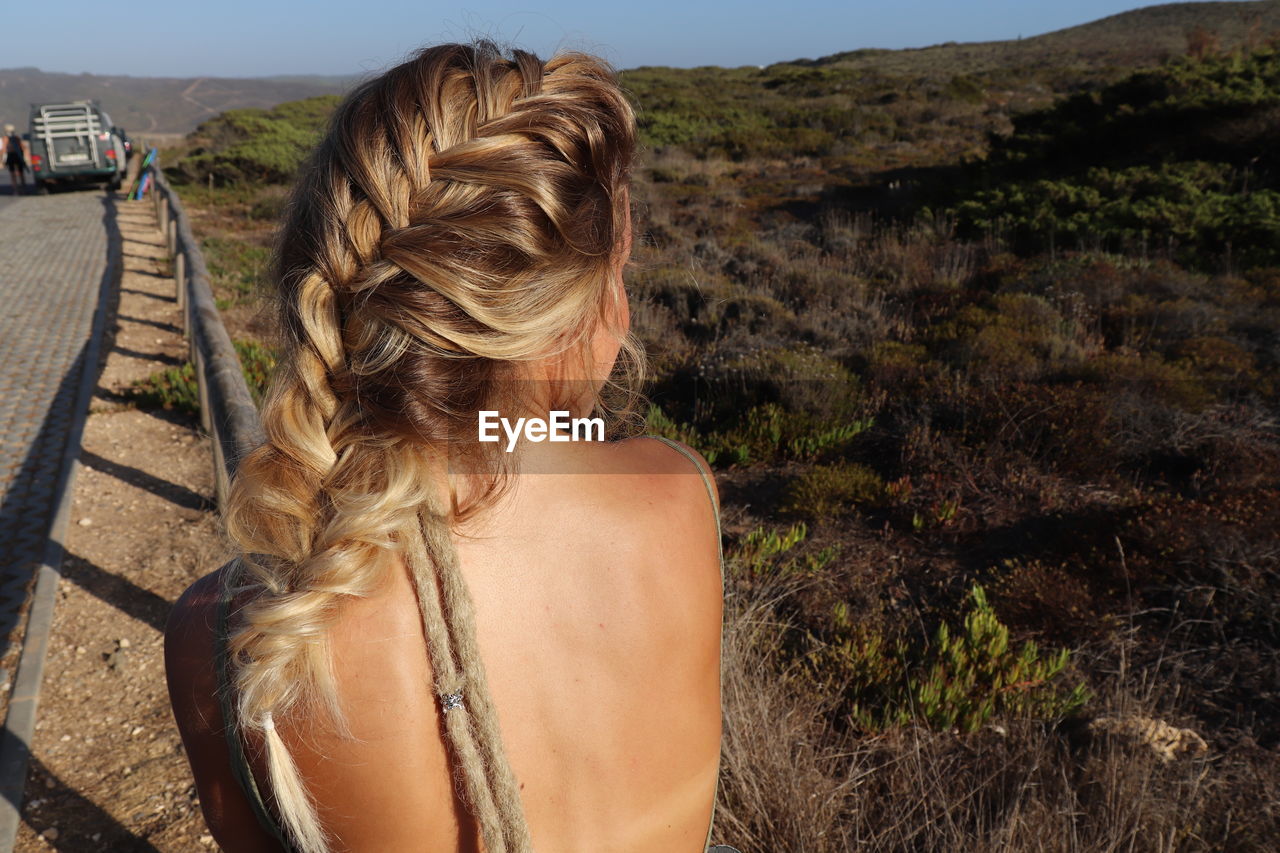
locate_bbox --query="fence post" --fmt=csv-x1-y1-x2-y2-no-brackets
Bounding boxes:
187,297,196,367
175,250,186,326
158,195,169,236
167,219,177,256
196,348,213,434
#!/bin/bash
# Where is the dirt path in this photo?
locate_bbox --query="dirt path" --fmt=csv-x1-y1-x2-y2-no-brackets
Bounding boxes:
178,81,218,118
16,195,224,851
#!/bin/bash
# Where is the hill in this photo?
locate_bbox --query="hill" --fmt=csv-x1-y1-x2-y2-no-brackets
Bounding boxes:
810,1,1280,76
617,2,1280,177
0,68,357,137
2,2,1279,140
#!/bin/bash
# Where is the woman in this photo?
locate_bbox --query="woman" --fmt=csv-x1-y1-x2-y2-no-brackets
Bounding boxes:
164,41,728,853
4,124,26,195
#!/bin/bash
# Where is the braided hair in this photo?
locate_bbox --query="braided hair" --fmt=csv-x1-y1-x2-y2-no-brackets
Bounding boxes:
222,41,640,853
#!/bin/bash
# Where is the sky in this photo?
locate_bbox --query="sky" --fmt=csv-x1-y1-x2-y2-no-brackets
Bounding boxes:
3,1,1247,78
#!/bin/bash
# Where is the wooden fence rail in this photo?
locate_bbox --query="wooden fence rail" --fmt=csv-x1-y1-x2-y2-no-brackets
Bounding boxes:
148,163,266,508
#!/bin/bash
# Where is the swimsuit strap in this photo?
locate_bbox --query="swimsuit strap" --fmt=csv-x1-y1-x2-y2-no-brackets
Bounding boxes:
638,435,726,853
641,435,723,559
214,558,295,850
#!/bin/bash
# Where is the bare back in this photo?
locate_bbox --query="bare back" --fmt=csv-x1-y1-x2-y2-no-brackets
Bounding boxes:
166,436,724,852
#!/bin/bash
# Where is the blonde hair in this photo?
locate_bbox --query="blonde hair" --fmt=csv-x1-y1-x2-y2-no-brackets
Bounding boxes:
223,41,640,853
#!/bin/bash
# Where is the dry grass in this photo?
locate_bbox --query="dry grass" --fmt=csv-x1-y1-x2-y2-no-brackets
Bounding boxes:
714,562,1279,852
714,570,858,852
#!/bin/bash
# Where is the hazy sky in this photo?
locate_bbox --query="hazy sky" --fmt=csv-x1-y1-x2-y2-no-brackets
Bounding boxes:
4,1,1245,77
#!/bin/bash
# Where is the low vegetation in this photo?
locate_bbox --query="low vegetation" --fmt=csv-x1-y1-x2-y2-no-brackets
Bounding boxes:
942,48,1280,269
164,14,1280,849
128,340,277,415
166,96,340,186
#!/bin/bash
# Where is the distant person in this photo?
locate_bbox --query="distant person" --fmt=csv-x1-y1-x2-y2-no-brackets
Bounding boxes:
164,40,731,853
4,124,26,194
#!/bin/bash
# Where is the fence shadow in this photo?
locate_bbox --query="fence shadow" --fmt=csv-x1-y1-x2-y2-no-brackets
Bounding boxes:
0,191,189,847
16,749,162,853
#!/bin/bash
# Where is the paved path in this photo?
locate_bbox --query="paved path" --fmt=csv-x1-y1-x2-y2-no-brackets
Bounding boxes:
0,192,113,650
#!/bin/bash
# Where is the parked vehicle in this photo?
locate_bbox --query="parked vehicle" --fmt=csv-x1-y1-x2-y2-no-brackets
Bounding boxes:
28,101,126,192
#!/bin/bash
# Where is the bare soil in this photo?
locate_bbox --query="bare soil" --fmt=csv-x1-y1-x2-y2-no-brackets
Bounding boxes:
16,194,226,851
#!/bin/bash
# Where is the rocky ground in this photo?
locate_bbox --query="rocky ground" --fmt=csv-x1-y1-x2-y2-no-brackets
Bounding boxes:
16,194,225,851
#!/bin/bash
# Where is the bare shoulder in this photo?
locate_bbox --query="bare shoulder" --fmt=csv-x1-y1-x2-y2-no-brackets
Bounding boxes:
591,436,720,545
589,434,724,634
164,565,227,724
600,436,723,738
163,564,285,852
600,434,719,501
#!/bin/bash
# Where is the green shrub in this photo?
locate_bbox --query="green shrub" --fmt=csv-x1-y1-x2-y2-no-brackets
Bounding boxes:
646,402,873,468
644,403,704,450
926,292,1085,380
709,403,873,466
248,186,290,221
128,339,278,415
784,461,886,519
234,340,279,404
939,49,1280,269
944,74,985,104
954,162,1280,268
729,521,838,579
172,95,340,186
128,362,199,415
734,522,802,571
862,340,939,387
203,237,271,303
787,419,875,461
648,344,873,467
1066,350,1214,411
815,584,1089,732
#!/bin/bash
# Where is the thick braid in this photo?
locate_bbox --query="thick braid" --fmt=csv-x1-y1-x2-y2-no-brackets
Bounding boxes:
223,40,638,853
227,171,430,853
228,280,412,853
